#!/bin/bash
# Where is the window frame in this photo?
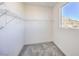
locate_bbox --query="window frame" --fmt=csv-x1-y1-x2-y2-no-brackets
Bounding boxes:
60,2,79,29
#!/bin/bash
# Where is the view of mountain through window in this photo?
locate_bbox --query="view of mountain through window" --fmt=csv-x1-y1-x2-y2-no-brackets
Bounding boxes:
62,2,79,29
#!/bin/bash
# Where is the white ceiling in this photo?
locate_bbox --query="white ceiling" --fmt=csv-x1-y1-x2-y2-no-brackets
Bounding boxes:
24,2,56,7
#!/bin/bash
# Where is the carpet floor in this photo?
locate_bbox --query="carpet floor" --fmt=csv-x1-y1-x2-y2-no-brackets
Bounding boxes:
19,42,65,56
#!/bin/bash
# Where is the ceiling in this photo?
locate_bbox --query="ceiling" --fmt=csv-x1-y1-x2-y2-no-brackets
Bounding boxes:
24,2,56,7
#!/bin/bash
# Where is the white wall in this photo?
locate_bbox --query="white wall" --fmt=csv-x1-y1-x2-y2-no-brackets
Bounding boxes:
25,5,52,21
0,18,24,56
4,2,53,45
25,4,52,44
4,2,25,19
52,2,79,56
0,3,25,56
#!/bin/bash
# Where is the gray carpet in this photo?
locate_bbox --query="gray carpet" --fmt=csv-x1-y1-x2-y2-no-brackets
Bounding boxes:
19,42,65,56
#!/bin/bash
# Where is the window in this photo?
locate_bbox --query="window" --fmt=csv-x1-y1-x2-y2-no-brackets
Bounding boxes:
62,2,79,29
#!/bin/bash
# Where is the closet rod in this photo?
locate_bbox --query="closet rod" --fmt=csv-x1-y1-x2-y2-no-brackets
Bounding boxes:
0,9,25,30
